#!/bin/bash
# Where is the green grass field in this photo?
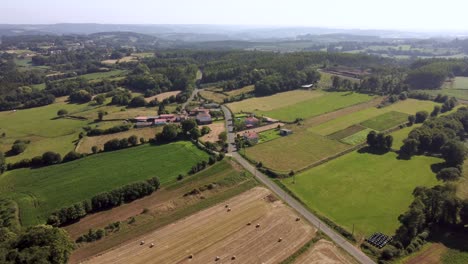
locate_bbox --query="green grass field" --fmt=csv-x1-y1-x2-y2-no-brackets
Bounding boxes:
245,130,350,172
310,99,438,136
258,129,281,144
340,128,374,145
445,77,468,90
0,142,209,226
360,111,409,131
282,151,441,236
255,92,374,122
390,124,422,149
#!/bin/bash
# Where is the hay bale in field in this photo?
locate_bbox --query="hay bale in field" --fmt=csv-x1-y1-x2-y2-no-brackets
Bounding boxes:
227,208,231,212
188,254,193,259
225,204,229,208
140,241,145,245
231,255,236,260
256,223,260,228
215,256,220,261
278,238,282,242
150,243,154,248
295,217,300,221
247,222,251,226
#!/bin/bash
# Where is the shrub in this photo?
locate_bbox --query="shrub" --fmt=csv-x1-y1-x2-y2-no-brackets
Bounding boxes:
42,151,62,165
415,111,429,123
10,142,27,155
57,109,68,116
63,151,83,163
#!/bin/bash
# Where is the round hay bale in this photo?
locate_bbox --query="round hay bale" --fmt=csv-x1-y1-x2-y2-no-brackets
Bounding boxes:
295,217,300,221
247,222,251,226
140,241,145,245
215,256,220,261
225,204,229,208
188,254,193,259
278,238,282,242
227,208,231,212
231,255,236,260
256,223,260,228
150,243,154,248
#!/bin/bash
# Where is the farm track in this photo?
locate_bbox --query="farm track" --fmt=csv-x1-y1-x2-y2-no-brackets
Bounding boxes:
222,106,376,264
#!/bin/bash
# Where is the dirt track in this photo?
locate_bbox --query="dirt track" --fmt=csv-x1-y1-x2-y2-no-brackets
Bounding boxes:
82,187,315,264
294,240,354,264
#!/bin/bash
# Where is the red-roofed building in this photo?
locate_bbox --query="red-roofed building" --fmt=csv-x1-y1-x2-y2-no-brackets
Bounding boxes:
245,117,259,126
134,116,148,122
243,131,259,144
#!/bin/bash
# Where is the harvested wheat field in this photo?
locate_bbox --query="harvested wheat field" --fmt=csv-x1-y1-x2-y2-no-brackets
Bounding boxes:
200,122,225,143
76,127,161,153
294,240,355,264
83,187,315,264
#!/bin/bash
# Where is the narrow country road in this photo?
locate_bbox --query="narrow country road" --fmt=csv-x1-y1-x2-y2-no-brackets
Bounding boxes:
221,106,375,264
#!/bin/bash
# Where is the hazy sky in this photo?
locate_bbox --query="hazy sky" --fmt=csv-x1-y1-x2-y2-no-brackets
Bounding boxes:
2,0,467,31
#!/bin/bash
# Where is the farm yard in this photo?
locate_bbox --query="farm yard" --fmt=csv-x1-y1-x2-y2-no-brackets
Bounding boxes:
282,151,441,236
199,122,225,143
80,187,316,264
0,142,209,226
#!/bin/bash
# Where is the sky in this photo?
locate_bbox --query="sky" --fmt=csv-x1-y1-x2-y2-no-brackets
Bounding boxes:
2,0,467,31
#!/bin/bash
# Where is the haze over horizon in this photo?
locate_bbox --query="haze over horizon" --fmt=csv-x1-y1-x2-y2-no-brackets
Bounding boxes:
2,0,467,32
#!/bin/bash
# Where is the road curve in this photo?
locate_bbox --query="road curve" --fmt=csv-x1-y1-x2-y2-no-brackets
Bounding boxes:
221,106,375,264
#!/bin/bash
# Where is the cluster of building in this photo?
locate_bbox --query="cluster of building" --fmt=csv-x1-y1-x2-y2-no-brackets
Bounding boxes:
133,107,215,128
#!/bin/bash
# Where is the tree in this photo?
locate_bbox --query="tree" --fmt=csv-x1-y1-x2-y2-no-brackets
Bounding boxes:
0,151,5,173
385,135,394,150
436,167,461,181
15,225,75,264
460,199,468,225
189,127,201,141
366,131,377,147
129,96,146,107
181,119,197,134
42,151,62,165
441,141,466,167
91,146,98,154
408,115,416,125
63,151,82,163
400,138,419,157
69,90,92,103
11,141,27,155
415,111,429,123
218,131,227,143
159,124,179,142
128,135,138,146
201,126,211,135
97,110,105,121
57,109,68,117
94,94,105,105
431,105,441,117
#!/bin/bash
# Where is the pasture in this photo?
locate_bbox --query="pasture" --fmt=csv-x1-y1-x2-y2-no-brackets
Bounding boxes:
228,90,374,122
200,85,256,104
340,128,374,145
245,130,350,172
282,151,441,236
81,187,316,264
0,142,209,226
309,99,438,136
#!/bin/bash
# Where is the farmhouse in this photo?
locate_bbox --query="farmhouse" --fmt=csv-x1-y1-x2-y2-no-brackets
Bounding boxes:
245,117,259,128
189,107,210,116
135,122,153,128
134,116,148,122
196,112,213,125
243,131,259,144
153,119,167,126
280,128,293,136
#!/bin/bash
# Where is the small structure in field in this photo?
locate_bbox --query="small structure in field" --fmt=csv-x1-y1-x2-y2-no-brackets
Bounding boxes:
301,84,314,88
280,128,293,136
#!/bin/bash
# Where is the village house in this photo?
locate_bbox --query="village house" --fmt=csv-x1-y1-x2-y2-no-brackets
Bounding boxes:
244,116,259,128
243,131,259,145
196,112,212,125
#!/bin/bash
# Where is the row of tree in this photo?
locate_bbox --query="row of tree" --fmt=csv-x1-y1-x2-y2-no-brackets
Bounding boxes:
47,177,160,227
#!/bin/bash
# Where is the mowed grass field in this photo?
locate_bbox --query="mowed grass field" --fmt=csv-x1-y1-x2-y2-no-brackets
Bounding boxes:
0,142,209,226
309,99,438,136
228,90,375,122
282,151,441,236
245,130,350,172
360,111,409,131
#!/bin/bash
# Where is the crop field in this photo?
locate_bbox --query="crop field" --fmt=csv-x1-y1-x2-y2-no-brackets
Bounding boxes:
282,151,441,236
228,90,374,122
227,90,324,114
328,125,366,140
310,99,438,136
444,77,468,90
0,142,209,226
360,111,409,131
200,85,255,104
81,187,316,264
293,239,355,264
76,127,162,153
245,130,350,172
340,128,374,145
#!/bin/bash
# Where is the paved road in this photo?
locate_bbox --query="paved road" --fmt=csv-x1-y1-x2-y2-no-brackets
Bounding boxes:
221,107,375,264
